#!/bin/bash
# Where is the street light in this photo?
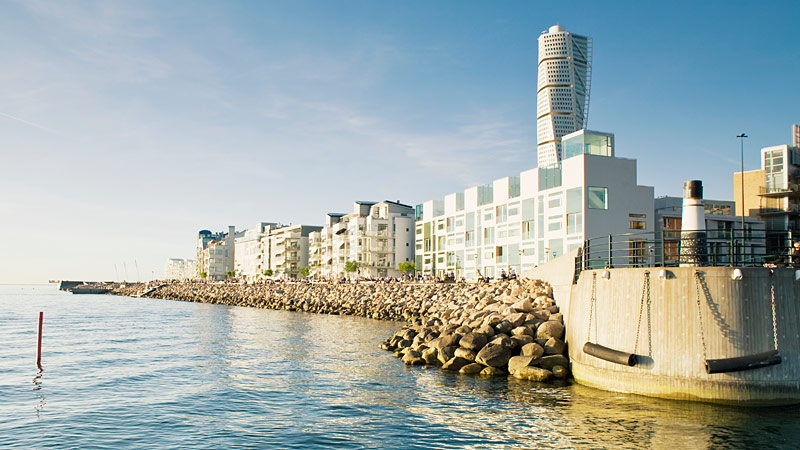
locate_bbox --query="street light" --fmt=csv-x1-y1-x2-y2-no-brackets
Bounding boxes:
737,133,748,236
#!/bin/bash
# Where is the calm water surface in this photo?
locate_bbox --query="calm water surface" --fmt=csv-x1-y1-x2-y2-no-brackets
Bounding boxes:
2,285,800,449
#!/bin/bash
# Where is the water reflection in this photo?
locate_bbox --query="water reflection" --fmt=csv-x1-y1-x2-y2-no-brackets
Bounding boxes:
3,287,800,449
32,369,45,418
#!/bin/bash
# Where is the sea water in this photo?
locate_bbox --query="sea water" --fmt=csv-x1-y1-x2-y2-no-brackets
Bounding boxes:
2,285,799,449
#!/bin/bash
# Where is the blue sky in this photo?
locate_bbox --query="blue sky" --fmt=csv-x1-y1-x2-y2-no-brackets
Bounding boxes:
1,0,798,283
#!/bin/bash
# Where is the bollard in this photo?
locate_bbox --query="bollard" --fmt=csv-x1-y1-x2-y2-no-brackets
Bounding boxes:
37,312,43,371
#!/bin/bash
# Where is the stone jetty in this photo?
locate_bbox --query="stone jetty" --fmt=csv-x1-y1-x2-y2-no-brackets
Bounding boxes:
107,278,568,382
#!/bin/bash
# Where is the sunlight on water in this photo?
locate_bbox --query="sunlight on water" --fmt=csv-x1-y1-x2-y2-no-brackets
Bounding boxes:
1,285,799,449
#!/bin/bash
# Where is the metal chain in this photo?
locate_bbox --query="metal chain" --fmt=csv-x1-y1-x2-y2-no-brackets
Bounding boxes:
587,272,597,343
694,271,708,360
646,272,652,357
634,271,649,354
770,270,779,351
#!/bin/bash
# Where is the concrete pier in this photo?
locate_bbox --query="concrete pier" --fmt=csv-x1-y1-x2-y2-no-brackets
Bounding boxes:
566,266,800,405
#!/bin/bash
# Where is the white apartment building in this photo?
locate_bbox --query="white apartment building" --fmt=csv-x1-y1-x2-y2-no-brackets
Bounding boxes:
415,129,654,280
196,226,238,281
537,25,592,168
164,258,196,281
234,222,279,281
261,224,322,279
309,201,415,279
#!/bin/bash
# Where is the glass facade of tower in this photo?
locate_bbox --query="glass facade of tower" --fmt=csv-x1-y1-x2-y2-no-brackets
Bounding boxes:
536,25,593,168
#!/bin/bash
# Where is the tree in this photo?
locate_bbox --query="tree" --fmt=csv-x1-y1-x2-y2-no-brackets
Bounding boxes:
199,272,207,279
398,261,416,274
344,260,360,278
263,269,273,277
299,266,310,277
225,271,235,279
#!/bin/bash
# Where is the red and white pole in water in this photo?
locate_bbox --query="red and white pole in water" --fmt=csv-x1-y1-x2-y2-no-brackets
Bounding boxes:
37,312,43,371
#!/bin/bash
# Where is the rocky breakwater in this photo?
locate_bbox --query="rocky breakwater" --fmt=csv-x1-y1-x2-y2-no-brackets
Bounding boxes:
109,281,509,322
382,278,570,382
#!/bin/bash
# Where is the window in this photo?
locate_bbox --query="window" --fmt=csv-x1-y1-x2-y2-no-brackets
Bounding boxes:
567,213,582,234
548,221,562,231
522,220,535,240
496,246,506,264
629,221,646,230
496,205,508,223
588,187,608,209
483,227,494,245
548,198,561,208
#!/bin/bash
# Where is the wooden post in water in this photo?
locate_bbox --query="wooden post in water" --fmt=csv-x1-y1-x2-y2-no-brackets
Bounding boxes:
37,312,43,371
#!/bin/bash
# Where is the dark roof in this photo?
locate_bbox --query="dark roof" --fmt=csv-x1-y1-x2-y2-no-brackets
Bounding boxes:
327,213,346,217
383,200,414,208
355,201,377,205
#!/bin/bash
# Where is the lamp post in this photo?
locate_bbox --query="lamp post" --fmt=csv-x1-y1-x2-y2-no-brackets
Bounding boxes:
737,133,748,242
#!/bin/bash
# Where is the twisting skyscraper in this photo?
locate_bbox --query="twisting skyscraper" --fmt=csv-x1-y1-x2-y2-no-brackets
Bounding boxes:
536,25,593,168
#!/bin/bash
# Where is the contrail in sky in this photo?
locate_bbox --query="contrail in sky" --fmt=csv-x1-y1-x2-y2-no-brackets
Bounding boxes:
0,111,62,135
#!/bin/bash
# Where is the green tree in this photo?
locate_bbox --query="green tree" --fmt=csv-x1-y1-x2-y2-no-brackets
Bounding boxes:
398,261,416,274
226,271,235,279
199,272,207,279
299,266,310,277
263,269,273,277
344,260,360,278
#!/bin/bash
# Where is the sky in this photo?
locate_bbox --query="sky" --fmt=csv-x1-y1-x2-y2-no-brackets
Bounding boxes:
1,0,798,284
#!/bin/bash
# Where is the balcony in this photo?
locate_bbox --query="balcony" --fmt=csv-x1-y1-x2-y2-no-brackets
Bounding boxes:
369,246,395,254
759,184,800,198
760,204,800,215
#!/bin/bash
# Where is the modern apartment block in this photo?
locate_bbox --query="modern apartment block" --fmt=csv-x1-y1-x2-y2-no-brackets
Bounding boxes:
793,124,799,148
309,201,415,279
164,258,196,281
734,125,800,232
537,25,592,168
415,129,654,280
262,224,322,279
196,226,238,280
234,222,280,281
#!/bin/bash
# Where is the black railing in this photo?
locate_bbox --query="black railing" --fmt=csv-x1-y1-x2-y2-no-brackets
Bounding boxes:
575,228,796,275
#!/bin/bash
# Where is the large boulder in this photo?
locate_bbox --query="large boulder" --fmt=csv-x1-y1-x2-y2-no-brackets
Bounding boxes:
520,342,545,359
494,320,514,335
434,333,462,349
437,346,457,365
454,347,477,362
475,343,512,368
402,350,424,366
476,324,496,338
506,312,526,328
511,299,533,313
535,321,565,341
442,356,471,371
421,347,440,365
459,363,484,375
544,337,567,355
459,332,488,351
539,355,570,371
479,366,506,377
507,355,538,375
513,366,553,382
